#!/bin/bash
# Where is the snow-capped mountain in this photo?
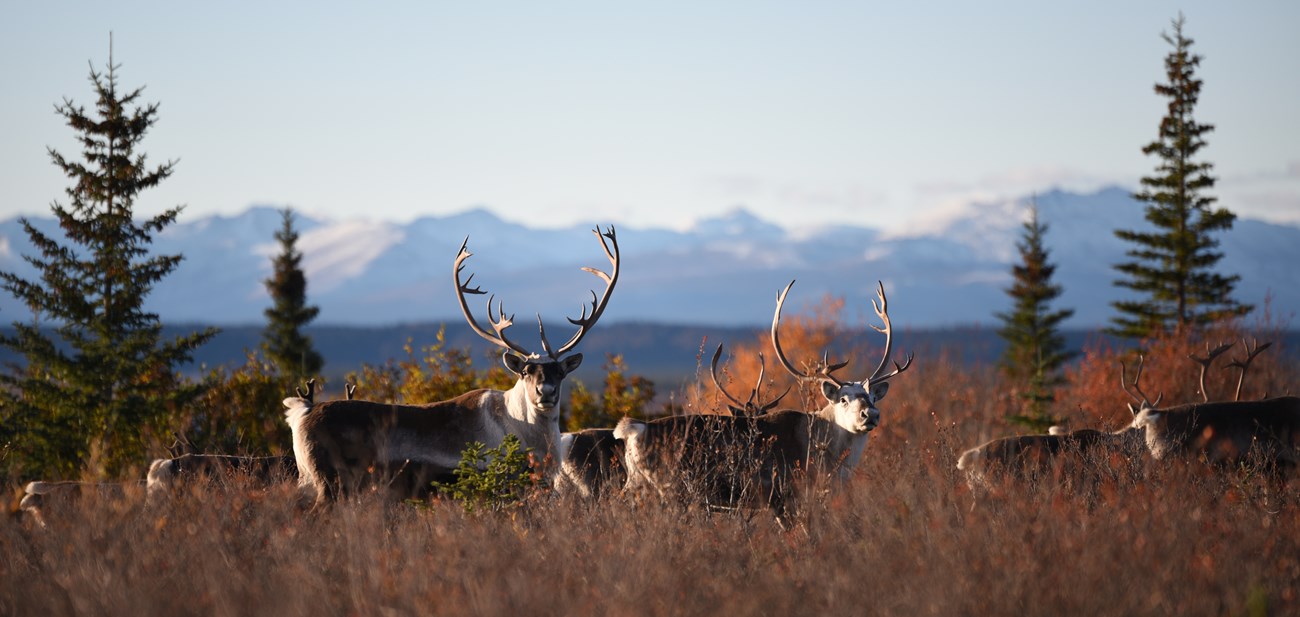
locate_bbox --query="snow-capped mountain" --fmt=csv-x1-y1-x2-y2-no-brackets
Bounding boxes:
0,187,1295,330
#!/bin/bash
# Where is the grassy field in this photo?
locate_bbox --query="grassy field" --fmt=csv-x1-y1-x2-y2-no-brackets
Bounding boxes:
4,409,1298,615
4,318,1299,616
3,445,1297,616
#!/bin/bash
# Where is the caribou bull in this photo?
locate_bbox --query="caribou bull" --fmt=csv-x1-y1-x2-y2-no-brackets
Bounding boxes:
616,280,911,517
1122,355,1300,467
284,227,620,505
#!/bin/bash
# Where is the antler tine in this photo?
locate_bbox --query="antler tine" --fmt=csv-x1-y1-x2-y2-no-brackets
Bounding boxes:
1188,341,1233,402
345,382,357,401
771,280,829,383
486,295,535,357
453,237,535,358
710,342,750,411
1120,356,1164,414
295,378,317,405
755,351,793,412
869,281,911,382
749,351,766,409
875,353,915,382
820,351,851,377
555,226,620,356
751,351,792,412
1227,337,1274,401
536,315,556,359
760,385,794,412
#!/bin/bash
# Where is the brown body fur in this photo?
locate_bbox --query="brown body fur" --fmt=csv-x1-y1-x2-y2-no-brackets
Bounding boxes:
288,388,562,505
1134,396,1300,466
957,428,1143,490
616,410,865,516
557,428,626,499
146,454,297,499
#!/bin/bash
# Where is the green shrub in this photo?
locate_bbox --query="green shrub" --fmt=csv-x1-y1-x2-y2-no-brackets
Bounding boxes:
432,434,538,514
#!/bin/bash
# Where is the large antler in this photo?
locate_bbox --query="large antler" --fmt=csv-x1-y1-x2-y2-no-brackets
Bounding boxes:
540,226,621,359
1226,338,1273,401
1120,356,1164,415
454,237,537,358
868,280,913,382
771,280,849,384
1187,341,1233,402
710,342,791,416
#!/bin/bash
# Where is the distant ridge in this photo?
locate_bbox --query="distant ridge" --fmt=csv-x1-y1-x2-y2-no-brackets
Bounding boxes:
0,187,1295,329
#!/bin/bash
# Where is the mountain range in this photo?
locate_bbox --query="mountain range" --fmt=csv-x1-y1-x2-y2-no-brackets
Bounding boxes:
1,187,1296,332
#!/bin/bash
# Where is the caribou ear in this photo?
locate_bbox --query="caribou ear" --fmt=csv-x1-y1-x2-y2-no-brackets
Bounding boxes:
870,380,890,401
560,353,584,375
503,352,528,376
820,380,839,401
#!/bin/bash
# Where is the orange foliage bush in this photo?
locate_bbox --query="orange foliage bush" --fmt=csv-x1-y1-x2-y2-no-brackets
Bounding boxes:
1058,310,1298,431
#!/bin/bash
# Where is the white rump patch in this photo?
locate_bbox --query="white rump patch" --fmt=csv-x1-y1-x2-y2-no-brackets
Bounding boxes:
282,397,320,498
613,418,654,494
283,397,310,426
146,459,175,498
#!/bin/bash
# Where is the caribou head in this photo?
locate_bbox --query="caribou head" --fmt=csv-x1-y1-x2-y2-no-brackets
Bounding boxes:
1120,355,1164,418
771,279,912,434
454,226,620,420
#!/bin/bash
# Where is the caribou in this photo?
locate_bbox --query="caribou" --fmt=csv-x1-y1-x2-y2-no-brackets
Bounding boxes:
956,427,1145,491
615,280,911,517
146,453,298,500
20,480,141,528
284,226,620,506
556,342,792,500
556,428,626,499
1122,354,1300,467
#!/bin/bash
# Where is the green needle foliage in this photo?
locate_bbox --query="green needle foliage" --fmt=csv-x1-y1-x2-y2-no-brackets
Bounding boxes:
262,207,323,380
1111,14,1250,339
0,47,216,479
432,434,537,514
996,201,1075,431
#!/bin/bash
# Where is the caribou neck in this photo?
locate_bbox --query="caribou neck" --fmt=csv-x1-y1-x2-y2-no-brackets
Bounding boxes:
807,405,870,479
812,401,839,426
501,378,547,425
498,379,564,472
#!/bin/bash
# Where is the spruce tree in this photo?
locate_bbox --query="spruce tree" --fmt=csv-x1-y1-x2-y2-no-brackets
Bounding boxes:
1111,14,1250,339
262,207,323,379
995,200,1075,431
0,47,216,478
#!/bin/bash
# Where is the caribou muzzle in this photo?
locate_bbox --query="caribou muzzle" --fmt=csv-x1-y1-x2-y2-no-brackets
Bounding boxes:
856,406,881,432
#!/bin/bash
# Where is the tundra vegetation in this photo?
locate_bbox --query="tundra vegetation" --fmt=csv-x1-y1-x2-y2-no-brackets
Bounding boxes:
3,18,1296,615
3,306,1298,616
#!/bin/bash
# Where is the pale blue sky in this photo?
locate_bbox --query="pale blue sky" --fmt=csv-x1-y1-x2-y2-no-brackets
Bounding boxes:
2,2,1297,233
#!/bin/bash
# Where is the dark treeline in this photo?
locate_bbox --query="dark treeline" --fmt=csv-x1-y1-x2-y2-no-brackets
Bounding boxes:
6,322,1293,392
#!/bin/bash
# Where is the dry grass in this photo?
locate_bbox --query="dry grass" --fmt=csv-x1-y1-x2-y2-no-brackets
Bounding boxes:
4,313,1298,616
4,407,1299,616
